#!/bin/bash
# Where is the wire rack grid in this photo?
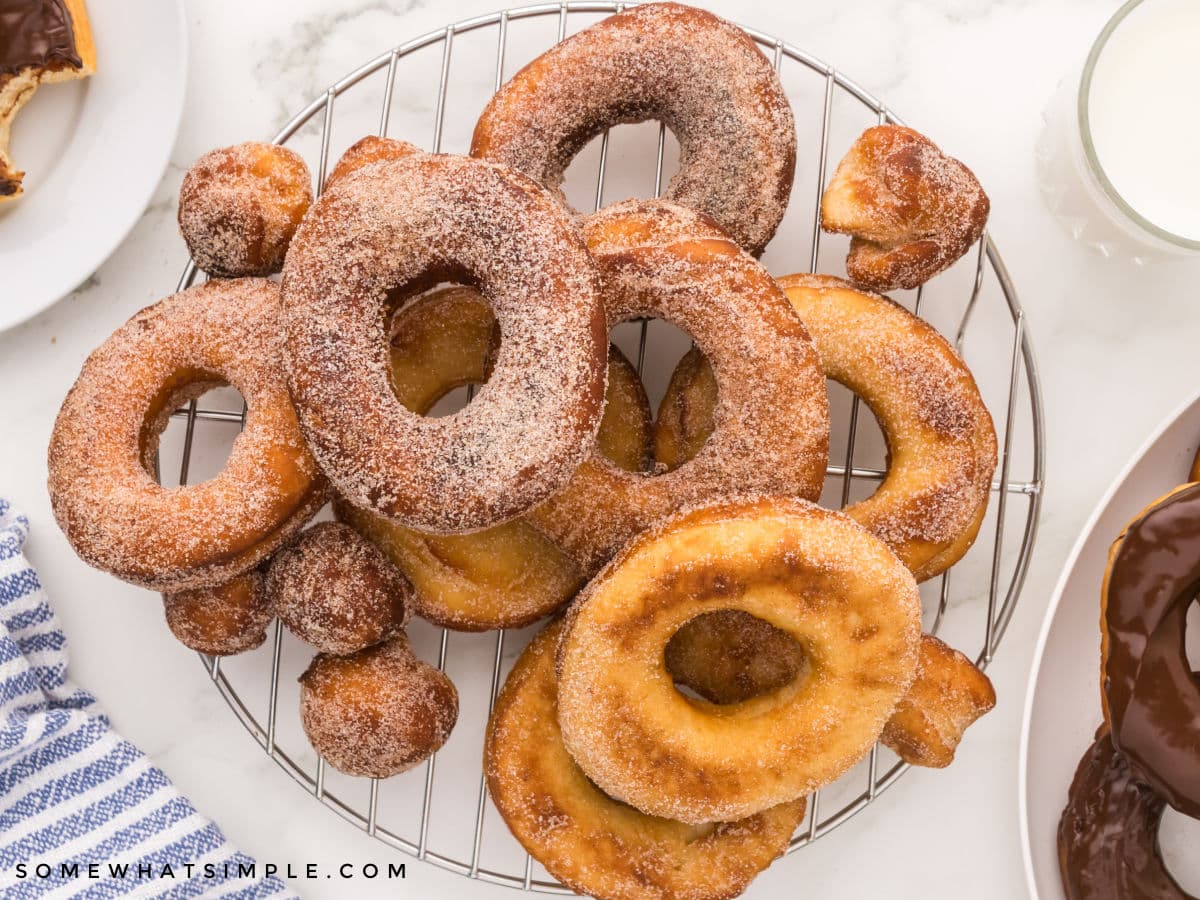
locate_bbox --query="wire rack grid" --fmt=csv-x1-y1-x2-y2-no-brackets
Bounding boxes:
162,2,1045,893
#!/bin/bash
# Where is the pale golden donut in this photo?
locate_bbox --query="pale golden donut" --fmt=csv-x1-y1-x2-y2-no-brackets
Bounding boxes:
556,495,922,824
486,619,806,900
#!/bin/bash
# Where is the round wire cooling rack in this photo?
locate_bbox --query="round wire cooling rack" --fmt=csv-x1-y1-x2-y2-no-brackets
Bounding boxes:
162,2,1046,893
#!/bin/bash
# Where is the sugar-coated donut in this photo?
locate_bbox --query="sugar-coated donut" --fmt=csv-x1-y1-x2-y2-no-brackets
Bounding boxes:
162,570,272,656
821,125,989,293
323,135,421,193
656,273,996,582
529,200,829,573
486,619,806,900
179,142,313,278
336,286,651,631
471,2,796,256
265,522,411,654
299,634,458,778
48,279,328,592
1101,481,1200,819
556,496,922,824
282,152,608,533
1058,729,1190,900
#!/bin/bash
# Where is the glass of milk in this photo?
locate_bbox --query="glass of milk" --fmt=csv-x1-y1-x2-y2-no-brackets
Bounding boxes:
1036,0,1200,263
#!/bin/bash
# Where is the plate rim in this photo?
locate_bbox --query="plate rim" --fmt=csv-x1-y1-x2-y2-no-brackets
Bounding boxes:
1018,382,1200,899
0,0,189,334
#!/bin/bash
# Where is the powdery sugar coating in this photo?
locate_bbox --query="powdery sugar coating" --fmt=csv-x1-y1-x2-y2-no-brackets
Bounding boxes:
299,634,458,779
47,279,328,592
178,142,313,278
485,619,806,900
471,2,796,256
323,135,422,194
162,569,273,656
266,522,411,655
555,495,922,825
281,152,608,534
821,125,990,292
528,200,829,573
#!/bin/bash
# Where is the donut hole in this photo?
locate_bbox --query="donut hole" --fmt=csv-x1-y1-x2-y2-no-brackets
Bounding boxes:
150,382,247,488
561,121,681,215
664,610,807,705
1187,598,1199,671
1160,804,1200,892
820,380,890,511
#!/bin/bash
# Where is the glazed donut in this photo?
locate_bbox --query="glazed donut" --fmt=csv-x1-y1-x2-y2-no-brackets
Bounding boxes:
470,2,796,256
48,279,328,592
336,286,652,631
486,619,806,900
162,570,272,656
556,495,922,824
281,152,608,533
265,522,411,654
1058,729,1190,900
178,142,313,278
323,135,421,193
528,200,829,573
655,273,997,582
821,125,990,293
299,634,458,778
666,617,994,768
1101,481,1200,819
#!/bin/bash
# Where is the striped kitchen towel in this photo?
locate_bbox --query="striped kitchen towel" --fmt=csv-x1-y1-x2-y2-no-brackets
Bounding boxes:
0,498,295,898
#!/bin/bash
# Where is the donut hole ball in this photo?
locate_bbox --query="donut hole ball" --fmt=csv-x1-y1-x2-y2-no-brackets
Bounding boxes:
266,522,411,655
323,136,421,194
665,610,807,705
299,635,459,778
162,570,272,656
178,142,313,277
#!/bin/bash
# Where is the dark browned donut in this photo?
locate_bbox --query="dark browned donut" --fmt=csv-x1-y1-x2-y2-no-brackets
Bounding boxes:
162,569,273,656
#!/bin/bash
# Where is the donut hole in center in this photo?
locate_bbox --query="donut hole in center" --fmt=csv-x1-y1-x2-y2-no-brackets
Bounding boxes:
561,121,682,215
1159,804,1200,893
821,380,890,511
664,610,807,706
150,382,247,488
1187,598,1199,671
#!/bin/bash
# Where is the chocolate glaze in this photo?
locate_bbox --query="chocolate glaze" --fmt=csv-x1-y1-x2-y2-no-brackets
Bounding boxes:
0,0,80,78
1103,482,1200,818
1058,728,1193,900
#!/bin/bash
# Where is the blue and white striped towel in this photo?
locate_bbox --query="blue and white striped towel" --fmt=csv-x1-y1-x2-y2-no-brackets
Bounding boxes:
0,498,295,898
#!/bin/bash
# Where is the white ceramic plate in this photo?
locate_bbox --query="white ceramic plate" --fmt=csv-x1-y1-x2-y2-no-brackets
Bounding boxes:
1021,386,1200,898
0,0,187,332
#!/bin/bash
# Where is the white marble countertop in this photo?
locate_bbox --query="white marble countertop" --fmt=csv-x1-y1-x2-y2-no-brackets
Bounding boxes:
3,0,1200,897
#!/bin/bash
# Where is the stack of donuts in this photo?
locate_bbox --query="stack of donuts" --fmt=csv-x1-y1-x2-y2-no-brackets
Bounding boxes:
47,4,1002,897
1057,449,1200,899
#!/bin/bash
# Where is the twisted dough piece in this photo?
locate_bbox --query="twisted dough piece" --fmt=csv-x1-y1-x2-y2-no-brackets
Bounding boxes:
821,125,989,292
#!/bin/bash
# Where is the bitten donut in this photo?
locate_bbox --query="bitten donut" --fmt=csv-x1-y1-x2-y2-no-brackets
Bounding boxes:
556,496,922,824
821,125,990,292
336,286,652,631
1058,729,1190,900
178,142,313,277
471,2,796,256
162,570,272,656
656,273,997,582
299,634,458,778
487,619,806,900
48,279,327,592
323,135,421,193
265,522,411,654
666,619,994,768
529,200,829,573
282,152,608,533
1101,481,1200,819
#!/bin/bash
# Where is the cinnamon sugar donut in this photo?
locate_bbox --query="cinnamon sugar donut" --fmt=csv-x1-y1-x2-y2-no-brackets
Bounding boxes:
336,286,651,631
556,496,922,824
323,135,421,193
179,142,313,277
821,125,990,293
265,522,410,654
162,570,272,656
299,634,458,778
470,2,796,256
486,619,806,900
48,279,328,592
528,200,829,573
656,273,996,582
281,153,608,533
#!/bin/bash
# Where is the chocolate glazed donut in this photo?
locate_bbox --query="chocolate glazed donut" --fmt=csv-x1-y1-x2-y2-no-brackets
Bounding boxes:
1101,482,1200,819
